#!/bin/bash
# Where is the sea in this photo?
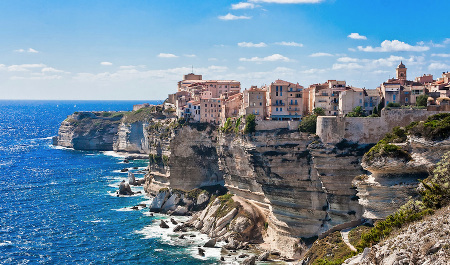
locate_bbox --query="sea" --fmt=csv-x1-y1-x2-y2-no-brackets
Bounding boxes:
0,100,221,264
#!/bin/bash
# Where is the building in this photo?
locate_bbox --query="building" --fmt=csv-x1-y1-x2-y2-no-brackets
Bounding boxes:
241,86,267,121
378,62,428,106
220,92,243,124
268,80,305,120
339,87,365,116
363,89,381,115
308,80,347,116
178,73,241,98
200,98,222,124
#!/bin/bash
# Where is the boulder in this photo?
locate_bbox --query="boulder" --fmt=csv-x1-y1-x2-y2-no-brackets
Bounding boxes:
118,180,134,195
198,248,205,257
160,220,169,229
242,255,256,265
170,218,178,225
128,172,136,185
120,168,128,172
258,251,270,261
203,239,216,248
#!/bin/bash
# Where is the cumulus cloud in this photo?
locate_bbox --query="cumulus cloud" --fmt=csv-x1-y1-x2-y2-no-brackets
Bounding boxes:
41,67,68,73
158,53,178,58
431,53,450,58
238,42,267,48
275,41,303,47
309,52,333,57
239,54,292,62
14,48,39,53
357,40,429,52
218,13,251,20
231,2,256,9
7,63,46,72
100,62,113,66
429,62,450,70
250,0,323,3
348,33,367,40
332,63,363,70
184,54,197,58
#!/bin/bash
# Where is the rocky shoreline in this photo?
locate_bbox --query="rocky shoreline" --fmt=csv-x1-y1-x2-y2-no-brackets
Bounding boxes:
54,109,450,264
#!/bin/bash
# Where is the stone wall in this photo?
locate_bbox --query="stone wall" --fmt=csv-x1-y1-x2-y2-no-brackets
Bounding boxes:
255,120,300,131
317,109,450,144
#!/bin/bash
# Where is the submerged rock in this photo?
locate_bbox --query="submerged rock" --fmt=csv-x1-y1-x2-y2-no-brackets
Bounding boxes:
203,239,216,248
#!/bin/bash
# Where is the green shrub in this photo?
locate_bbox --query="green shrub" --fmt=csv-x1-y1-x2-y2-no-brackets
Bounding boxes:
347,106,365,117
416,94,428,107
313,107,325,116
299,114,318,134
244,114,256,134
386,102,401,108
220,118,234,133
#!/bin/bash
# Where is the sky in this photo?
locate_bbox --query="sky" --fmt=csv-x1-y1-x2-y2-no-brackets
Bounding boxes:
0,0,449,100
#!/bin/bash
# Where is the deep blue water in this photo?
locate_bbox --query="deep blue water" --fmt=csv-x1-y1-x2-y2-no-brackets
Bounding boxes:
0,100,218,264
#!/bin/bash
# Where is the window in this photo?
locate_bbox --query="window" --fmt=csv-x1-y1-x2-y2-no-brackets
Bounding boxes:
276,107,278,111
260,102,262,106
393,94,396,101
291,100,293,105
276,92,278,96
280,108,283,111
359,99,362,104
276,86,278,92
405,98,408,102
295,100,298,105
276,100,278,105
205,104,207,107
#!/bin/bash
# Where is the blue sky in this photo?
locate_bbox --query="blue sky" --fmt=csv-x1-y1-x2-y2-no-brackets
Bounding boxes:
1,0,449,100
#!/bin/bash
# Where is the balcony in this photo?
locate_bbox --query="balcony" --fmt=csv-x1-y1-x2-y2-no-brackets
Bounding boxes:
274,102,285,106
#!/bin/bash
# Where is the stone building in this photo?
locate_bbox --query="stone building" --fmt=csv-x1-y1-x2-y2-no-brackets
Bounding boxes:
220,92,243,124
241,86,267,121
308,80,347,116
200,98,222,124
268,80,305,120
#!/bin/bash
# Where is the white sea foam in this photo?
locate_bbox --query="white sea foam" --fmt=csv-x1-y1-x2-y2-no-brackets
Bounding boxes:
135,215,223,261
102,151,126,158
0,241,12,246
51,145,74,150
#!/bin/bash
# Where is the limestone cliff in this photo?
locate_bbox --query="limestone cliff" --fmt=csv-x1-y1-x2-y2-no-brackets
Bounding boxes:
53,111,124,150
356,114,450,219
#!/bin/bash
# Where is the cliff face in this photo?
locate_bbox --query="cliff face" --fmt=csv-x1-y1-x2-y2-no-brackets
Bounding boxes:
54,112,123,150
218,130,368,239
356,136,450,219
113,121,151,154
144,123,224,194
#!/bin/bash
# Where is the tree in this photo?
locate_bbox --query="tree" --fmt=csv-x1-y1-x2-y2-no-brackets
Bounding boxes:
347,106,365,117
372,106,378,116
244,114,256,134
313,107,325,116
299,114,318,134
416,94,428,107
378,101,384,113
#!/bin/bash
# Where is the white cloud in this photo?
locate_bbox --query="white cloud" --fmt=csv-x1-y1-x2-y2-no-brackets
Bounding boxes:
14,48,39,53
158,53,178,58
238,42,267,48
332,63,363,70
443,38,450,45
184,54,197,58
301,68,327,74
431,53,450,58
218,13,251,20
357,40,429,52
348,48,357,52
231,2,256,9
275,41,303,47
208,58,218,61
42,67,68,73
100,62,113,66
250,0,323,3
348,33,367,40
239,54,292,62
429,62,450,71
309,52,333,57
337,57,359,63
7,63,46,72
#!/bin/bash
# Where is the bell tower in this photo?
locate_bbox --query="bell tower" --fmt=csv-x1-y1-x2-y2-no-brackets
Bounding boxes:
396,61,407,80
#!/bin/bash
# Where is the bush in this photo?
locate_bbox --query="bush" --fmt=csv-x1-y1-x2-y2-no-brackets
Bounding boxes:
347,106,366,117
313,107,325,116
299,114,318,134
244,114,256,134
386,102,401,108
408,113,450,141
416,94,428,107
220,118,234,133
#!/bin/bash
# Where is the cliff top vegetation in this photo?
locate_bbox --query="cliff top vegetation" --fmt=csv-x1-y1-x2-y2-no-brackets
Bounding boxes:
364,113,450,161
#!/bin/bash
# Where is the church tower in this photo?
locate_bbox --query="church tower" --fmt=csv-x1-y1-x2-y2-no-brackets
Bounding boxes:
396,61,407,80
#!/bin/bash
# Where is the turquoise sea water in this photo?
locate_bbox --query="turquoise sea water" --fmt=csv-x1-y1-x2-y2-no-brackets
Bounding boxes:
0,100,218,264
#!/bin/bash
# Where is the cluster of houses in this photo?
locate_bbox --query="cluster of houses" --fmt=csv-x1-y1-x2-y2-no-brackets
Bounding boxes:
163,62,450,125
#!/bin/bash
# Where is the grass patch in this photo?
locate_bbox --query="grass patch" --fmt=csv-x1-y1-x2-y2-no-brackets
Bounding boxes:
303,231,355,265
348,225,372,247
